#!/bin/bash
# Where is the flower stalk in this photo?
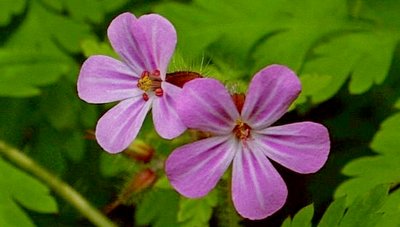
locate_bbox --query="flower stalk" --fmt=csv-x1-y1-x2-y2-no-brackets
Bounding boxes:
0,140,117,227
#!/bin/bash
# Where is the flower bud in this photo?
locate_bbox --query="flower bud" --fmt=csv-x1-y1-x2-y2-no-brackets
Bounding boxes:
124,140,154,163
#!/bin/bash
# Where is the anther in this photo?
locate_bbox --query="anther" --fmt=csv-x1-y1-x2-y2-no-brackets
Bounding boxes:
142,93,149,101
141,71,149,78
155,88,163,97
153,69,160,77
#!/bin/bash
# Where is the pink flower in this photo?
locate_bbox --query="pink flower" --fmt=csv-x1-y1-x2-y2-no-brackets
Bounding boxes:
77,13,186,153
165,65,330,220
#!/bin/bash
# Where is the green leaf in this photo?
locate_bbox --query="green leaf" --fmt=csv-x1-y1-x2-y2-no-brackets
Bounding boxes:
80,38,118,58
291,204,314,227
99,152,137,177
335,112,400,204
292,185,394,227
0,49,69,97
318,197,346,227
339,185,388,227
0,0,26,26
0,158,57,227
135,189,180,227
0,0,95,97
156,0,285,61
303,31,397,102
252,0,348,71
292,73,332,107
178,190,218,227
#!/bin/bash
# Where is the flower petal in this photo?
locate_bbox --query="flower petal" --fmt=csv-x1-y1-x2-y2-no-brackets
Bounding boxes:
232,142,287,220
177,78,239,134
152,82,186,139
241,65,301,129
166,136,236,198
95,97,152,153
78,55,141,104
255,122,330,174
107,13,177,78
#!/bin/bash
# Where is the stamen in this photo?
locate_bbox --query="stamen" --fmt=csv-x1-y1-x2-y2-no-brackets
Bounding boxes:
233,119,251,140
137,69,163,96
142,93,149,101
153,69,160,77
155,88,163,97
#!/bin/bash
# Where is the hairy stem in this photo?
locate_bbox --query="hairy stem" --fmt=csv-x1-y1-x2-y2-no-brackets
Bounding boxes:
216,171,241,227
0,140,116,227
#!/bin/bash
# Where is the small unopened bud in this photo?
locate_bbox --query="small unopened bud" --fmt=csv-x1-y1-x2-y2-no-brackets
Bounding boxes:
124,140,154,163
84,130,96,140
130,168,157,193
231,93,246,114
165,71,203,88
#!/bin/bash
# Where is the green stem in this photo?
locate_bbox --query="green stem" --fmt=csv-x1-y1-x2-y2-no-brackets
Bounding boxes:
216,170,241,227
0,140,117,227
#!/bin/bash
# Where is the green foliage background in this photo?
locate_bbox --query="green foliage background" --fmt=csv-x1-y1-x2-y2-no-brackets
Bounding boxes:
1,0,400,226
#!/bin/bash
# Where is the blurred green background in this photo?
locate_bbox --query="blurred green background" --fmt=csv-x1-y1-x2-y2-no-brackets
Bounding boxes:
1,0,400,226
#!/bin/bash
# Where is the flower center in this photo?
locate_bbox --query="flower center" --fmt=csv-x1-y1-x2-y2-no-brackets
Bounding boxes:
137,70,163,101
233,119,251,140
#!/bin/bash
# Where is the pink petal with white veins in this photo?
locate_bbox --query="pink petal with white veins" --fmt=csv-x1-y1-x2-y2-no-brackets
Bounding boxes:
78,55,141,104
177,78,240,135
255,122,330,174
166,136,237,198
95,97,152,153
232,141,287,220
241,65,301,129
107,13,177,78
152,82,186,139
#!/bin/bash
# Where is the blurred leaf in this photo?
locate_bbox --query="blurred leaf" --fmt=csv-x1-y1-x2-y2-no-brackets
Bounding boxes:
40,81,80,130
281,204,314,227
318,197,346,227
81,38,117,58
0,0,26,26
0,158,57,227
178,190,218,227
156,0,285,61
338,185,388,227
99,152,137,177
253,0,348,71
0,0,95,97
291,73,332,108
41,0,129,24
135,189,180,227
335,112,400,204
0,50,69,97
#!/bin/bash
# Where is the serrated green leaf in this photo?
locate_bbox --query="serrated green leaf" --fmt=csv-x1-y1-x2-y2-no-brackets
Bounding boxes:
156,0,285,61
178,190,218,227
253,0,348,71
335,112,400,204
135,189,180,227
291,204,314,227
292,73,332,107
0,158,57,227
339,185,388,227
0,0,26,25
318,196,346,227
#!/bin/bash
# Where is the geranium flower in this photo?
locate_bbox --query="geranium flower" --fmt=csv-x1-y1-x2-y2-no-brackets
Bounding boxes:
166,65,330,220
77,13,186,153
